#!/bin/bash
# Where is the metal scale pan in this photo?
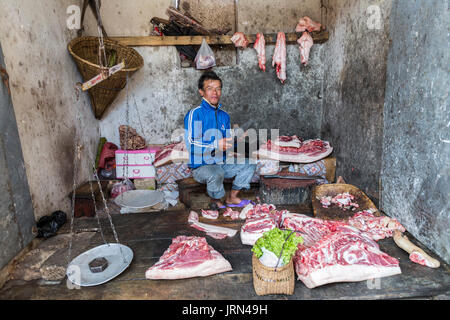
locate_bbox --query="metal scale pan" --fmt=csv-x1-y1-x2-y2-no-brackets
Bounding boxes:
114,189,164,209
66,243,133,287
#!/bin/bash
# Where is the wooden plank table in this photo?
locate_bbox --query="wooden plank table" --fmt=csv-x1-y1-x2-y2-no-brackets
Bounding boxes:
0,205,449,300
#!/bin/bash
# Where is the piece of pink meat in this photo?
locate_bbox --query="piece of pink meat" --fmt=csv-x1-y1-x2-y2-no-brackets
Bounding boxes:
295,225,401,288
297,31,314,66
153,142,187,167
272,32,286,83
253,33,266,71
188,211,237,238
145,236,232,279
348,210,406,241
295,16,322,33
409,251,436,268
230,32,249,48
223,207,240,220
201,209,219,220
280,213,401,288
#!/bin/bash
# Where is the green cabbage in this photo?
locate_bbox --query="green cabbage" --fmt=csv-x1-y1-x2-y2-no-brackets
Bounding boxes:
251,228,303,265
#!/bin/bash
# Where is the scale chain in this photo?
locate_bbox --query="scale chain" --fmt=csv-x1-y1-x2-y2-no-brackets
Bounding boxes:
88,179,107,245
67,137,80,269
127,73,147,141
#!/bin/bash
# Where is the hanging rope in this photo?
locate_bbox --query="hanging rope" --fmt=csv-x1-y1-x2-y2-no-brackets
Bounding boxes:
124,69,130,180
126,70,148,141
88,181,107,244
94,0,108,70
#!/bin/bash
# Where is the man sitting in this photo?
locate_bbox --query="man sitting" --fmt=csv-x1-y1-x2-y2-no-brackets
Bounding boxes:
184,71,256,209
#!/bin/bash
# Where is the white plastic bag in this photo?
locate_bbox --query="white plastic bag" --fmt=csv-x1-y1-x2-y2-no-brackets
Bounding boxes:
259,247,285,268
110,179,135,198
195,38,216,69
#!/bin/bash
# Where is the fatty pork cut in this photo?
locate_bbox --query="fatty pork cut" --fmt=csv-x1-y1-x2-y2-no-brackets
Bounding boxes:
272,32,287,83
253,33,266,71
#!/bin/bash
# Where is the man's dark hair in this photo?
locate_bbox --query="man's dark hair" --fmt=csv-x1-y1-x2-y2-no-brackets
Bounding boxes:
198,71,222,90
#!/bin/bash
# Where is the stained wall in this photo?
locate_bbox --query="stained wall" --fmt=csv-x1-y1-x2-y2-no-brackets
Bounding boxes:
320,0,392,204
0,0,100,221
381,0,449,263
0,43,35,270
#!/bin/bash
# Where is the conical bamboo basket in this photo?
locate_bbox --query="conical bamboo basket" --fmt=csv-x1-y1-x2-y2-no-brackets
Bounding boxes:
68,36,144,119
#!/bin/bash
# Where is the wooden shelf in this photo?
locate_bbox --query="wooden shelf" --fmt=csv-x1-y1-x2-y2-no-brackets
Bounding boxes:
109,31,329,47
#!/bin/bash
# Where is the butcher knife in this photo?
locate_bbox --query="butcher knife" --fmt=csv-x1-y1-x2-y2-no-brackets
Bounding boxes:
262,174,323,180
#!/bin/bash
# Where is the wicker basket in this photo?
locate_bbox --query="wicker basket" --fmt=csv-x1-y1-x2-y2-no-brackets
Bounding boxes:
252,253,295,296
68,36,144,119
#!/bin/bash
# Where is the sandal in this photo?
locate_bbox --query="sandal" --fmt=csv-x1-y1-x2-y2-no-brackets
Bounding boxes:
226,199,254,208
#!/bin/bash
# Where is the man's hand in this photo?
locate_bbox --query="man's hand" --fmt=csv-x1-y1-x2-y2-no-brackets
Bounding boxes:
217,137,233,151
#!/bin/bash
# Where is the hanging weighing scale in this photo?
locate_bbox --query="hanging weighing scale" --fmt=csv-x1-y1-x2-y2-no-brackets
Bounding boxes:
66,0,143,287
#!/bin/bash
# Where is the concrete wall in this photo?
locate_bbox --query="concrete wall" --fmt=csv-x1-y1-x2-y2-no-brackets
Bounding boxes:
83,0,325,145
381,0,449,264
0,0,100,220
0,43,36,270
320,0,392,204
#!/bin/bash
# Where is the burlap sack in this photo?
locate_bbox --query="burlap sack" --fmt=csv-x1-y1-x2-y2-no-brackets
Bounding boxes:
119,125,146,150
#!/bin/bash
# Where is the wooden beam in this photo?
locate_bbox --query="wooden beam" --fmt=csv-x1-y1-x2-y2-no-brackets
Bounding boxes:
109,31,329,47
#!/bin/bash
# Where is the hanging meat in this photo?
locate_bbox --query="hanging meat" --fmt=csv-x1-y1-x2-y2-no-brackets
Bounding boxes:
253,33,266,71
230,32,249,48
295,16,322,33
272,32,286,84
297,31,314,66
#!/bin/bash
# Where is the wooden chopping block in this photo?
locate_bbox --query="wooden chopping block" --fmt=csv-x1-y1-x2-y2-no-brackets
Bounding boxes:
312,183,379,221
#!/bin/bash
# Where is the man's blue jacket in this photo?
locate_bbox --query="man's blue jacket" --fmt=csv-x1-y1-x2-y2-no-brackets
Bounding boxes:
184,98,231,169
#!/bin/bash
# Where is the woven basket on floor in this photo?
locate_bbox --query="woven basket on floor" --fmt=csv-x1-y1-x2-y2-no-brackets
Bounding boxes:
68,36,144,119
252,253,295,296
